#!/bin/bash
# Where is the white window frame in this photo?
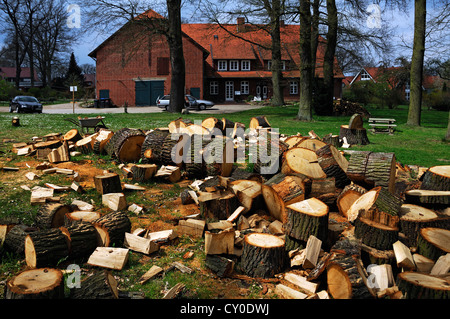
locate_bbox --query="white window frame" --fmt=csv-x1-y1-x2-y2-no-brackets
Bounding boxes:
218,60,227,71
210,81,219,95
360,70,371,81
241,60,251,71
289,81,298,95
241,81,249,95
230,60,239,71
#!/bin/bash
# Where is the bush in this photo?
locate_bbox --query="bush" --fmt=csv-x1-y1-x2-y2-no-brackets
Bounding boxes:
423,90,450,111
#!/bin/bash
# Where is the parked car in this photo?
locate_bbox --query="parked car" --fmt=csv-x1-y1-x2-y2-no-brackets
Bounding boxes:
156,95,214,111
9,96,43,113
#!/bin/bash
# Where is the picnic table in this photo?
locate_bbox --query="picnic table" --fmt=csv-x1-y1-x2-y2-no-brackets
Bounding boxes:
368,118,396,135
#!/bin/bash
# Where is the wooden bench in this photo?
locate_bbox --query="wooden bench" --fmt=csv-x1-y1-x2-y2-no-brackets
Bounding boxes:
368,118,397,135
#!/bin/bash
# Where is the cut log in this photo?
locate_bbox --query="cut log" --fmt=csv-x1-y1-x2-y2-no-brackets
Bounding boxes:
202,117,224,135
281,147,326,180
199,191,240,221
322,133,342,148
34,139,62,150
87,247,129,271
338,124,370,145
154,165,181,183
102,193,127,211
70,270,119,299
346,151,397,193
204,228,235,255
405,190,450,207
75,134,97,154
284,271,318,294
262,173,305,222
397,272,450,299
94,173,122,195
124,232,159,255
105,128,146,163
5,268,65,299
241,233,287,278
92,211,132,247
366,264,395,293
302,235,322,269
168,118,192,133
130,164,157,182
3,224,39,256
346,186,402,227
413,253,435,273
315,144,350,189
336,184,367,218
205,254,235,277
275,284,308,299
430,253,450,275
249,116,271,130
398,204,439,246
229,179,263,213
92,129,114,155
354,217,398,251
253,137,289,176
24,228,70,268
64,211,101,226
35,203,72,229
47,141,70,163
284,135,306,148
420,166,450,191
416,227,450,261
393,240,416,270
177,218,205,238
184,135,208,179
139,265,163,284
203,136,235,177
295,138,327,152
140,128,170,164
60,222,98,260
285,198,329,242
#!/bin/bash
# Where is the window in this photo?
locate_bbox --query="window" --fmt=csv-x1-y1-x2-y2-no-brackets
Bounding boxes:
230,60,239,71
157,57,170,75
360,70,371,81
210,81,219,95
218,60,227,71
241,81,249,95
290,81,298,95
241,60,251,71
268,60,286,70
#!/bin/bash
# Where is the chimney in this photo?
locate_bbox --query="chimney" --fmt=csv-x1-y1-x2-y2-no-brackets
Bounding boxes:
237,17,246,32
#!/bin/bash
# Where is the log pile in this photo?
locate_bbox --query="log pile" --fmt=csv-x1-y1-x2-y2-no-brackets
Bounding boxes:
2,115,449,300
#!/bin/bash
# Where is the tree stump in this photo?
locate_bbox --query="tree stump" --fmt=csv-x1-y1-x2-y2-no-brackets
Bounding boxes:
105,128,145,163
338,125,370,145
35,203,72,229
5,268,65,299
199,191,240,221
64,211,102,226
70,270,119,299
354,218,398,251
322,133,342,148
315,144,350,189
285,198,329,242
63,128,82,143
60,222,98,261
261,173,305,222
346,186,402,227
24,228,70,268
416,227,450,261
130,164,158,182
241,233,287,278
140,128,170,164
397,272,450,299
420,166,450,191
11,116,20,127
94,173,122,194
92,211,132,247
281,147,326,180
3,224,39,256
398,204,439,247
337,184,367,219
249,116,271,130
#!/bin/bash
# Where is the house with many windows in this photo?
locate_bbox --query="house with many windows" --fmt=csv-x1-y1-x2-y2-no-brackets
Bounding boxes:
89,11,345,107
0,66,42,89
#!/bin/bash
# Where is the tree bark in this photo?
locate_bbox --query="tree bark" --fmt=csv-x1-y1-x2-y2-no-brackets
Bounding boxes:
166,0,185,113
397,272,450,299
407,0,426,126
268,0,285,107
297,0,313,121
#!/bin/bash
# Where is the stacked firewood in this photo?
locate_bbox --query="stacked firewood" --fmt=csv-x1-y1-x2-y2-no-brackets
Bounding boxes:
332,99,371,118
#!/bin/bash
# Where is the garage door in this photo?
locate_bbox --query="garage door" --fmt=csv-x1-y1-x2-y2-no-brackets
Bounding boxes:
135,80,165,106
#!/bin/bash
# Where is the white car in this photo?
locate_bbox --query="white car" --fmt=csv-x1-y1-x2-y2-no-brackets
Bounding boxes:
156,95,214,111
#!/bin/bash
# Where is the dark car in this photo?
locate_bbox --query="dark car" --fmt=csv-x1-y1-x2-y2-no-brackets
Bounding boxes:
9,96,43,113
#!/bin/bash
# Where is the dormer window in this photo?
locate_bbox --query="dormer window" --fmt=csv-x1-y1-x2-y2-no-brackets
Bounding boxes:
218,60,227,71
361,70,371,80
267,60,286,71
230,60,239,71
241,60,250,71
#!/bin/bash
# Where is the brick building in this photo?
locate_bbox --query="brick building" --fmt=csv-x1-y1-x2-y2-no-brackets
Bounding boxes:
89,11,344,107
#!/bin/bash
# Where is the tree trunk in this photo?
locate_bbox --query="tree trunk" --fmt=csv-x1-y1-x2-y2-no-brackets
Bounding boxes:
269,0,285,107
297,0,313,121
446,110,450,141
407,0,426,126
166,0,185,113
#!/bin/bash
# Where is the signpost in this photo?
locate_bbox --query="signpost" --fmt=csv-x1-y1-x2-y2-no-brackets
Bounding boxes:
70,86,77,113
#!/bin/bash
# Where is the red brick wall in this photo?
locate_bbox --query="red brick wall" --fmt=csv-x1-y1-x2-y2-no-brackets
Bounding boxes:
95,25,204,106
